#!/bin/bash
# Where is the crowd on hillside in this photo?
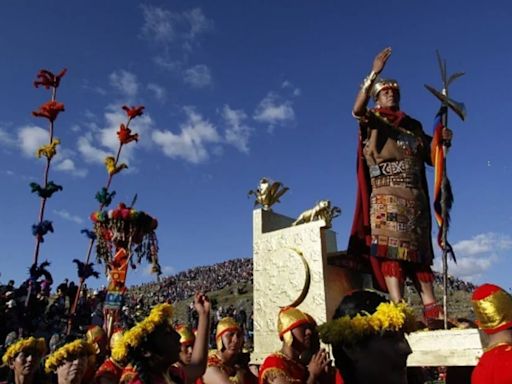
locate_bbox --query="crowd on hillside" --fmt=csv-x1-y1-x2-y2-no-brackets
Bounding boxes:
3,257,505,384
127,258,252,308
1,257,482,349
0,259,253,349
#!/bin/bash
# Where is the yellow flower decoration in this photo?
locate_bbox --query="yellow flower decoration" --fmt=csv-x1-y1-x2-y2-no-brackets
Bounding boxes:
2,337,46,365
36,138,61,160
44,339,96,373
111,303,173,363
318,302,416,345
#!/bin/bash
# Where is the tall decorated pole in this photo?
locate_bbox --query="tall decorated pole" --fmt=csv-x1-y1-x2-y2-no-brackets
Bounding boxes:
67,105,161,336
425,51,466,329
25,69,67,313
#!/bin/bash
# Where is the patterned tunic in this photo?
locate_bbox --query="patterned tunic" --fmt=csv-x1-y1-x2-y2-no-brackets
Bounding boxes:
360,109,433,265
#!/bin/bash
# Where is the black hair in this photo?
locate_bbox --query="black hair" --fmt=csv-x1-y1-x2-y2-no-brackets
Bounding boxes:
330,290,387,384
125,324,183,384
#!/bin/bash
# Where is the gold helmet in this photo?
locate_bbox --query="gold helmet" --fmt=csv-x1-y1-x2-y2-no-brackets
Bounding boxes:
86,325,107,355
216,317,241,351
175,324,195,346
277,307,314,346
472,283,512,334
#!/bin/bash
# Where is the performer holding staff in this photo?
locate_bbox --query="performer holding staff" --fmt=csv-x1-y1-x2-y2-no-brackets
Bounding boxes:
349,47,453,320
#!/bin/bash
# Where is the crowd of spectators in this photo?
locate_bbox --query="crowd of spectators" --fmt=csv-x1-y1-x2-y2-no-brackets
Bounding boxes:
127,258,252,309
432,272,476,293
0,258,253,354
1,257,480,358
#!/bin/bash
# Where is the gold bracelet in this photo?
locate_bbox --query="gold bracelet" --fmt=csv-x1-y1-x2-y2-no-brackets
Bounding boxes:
360,71,378,94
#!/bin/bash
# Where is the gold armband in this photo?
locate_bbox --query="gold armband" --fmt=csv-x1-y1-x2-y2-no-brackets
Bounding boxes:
360,71,378,95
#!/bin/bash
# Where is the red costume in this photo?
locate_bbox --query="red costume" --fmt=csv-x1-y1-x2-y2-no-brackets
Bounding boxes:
471,284,512,384
258,352,307,384
472,344,512,384
95,358,123,383
120,364,186,384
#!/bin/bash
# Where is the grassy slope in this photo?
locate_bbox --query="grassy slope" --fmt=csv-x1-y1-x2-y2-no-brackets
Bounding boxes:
170,281,473,323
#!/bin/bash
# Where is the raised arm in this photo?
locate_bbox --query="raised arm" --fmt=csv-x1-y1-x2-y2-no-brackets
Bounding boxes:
352,47,392,117
183,292,211,381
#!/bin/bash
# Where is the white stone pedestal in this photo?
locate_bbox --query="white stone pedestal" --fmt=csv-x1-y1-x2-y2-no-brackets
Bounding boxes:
251,209,360,364
406,328,488,367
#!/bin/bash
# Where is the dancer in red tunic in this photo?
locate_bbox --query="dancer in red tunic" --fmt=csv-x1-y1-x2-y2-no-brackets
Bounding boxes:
471,283,512,384
259,307,330,384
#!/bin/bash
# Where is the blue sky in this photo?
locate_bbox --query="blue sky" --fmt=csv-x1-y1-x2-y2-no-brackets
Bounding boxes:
0,1,511,291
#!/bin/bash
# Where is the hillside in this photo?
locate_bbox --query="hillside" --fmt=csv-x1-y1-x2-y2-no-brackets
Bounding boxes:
128,258,475,323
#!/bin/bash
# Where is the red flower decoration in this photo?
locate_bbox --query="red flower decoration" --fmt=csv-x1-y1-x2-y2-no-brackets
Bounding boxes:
122,105,144,119
117,124,139,144
32,101,65,122
34,69,67,89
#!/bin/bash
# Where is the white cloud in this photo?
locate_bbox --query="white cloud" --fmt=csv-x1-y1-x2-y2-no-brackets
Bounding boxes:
0,127,16,147
141,5,213,70
282,80,301,96
434,232,512,282
253,92,295,129
54,158,88,178
78,105,153,166
17,126,48,157
77,133,111,165
141,5,212,46
53,209,84,224
82,79,107,96
54,158,75,171
153,55,182,72
109,70,139,97
453,233,512,256
183,8,214,40
101,105,153,152
141,5,176,44
137,263,175,278
147,83,167,101
222,105,252,153
152,106,220,164
16,126,86,176
183,65,212,88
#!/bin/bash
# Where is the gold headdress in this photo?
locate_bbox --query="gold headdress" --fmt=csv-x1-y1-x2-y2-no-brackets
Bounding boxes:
371,78,400,100
85,325,107,355
111,303,173,362
2,337,46,365
45,339,96,373
472,283,512,335
277,307,314,346
175,324,195,346
216,317,241,351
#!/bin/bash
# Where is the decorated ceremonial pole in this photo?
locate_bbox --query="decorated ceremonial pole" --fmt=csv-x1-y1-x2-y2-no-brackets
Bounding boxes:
30,69,67,266
425,51,466,329
68,106,161,336
67,105,145,334
25,69,67,313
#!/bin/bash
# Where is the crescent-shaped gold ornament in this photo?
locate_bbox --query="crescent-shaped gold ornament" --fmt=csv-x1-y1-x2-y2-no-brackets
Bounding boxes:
285,248,311,308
